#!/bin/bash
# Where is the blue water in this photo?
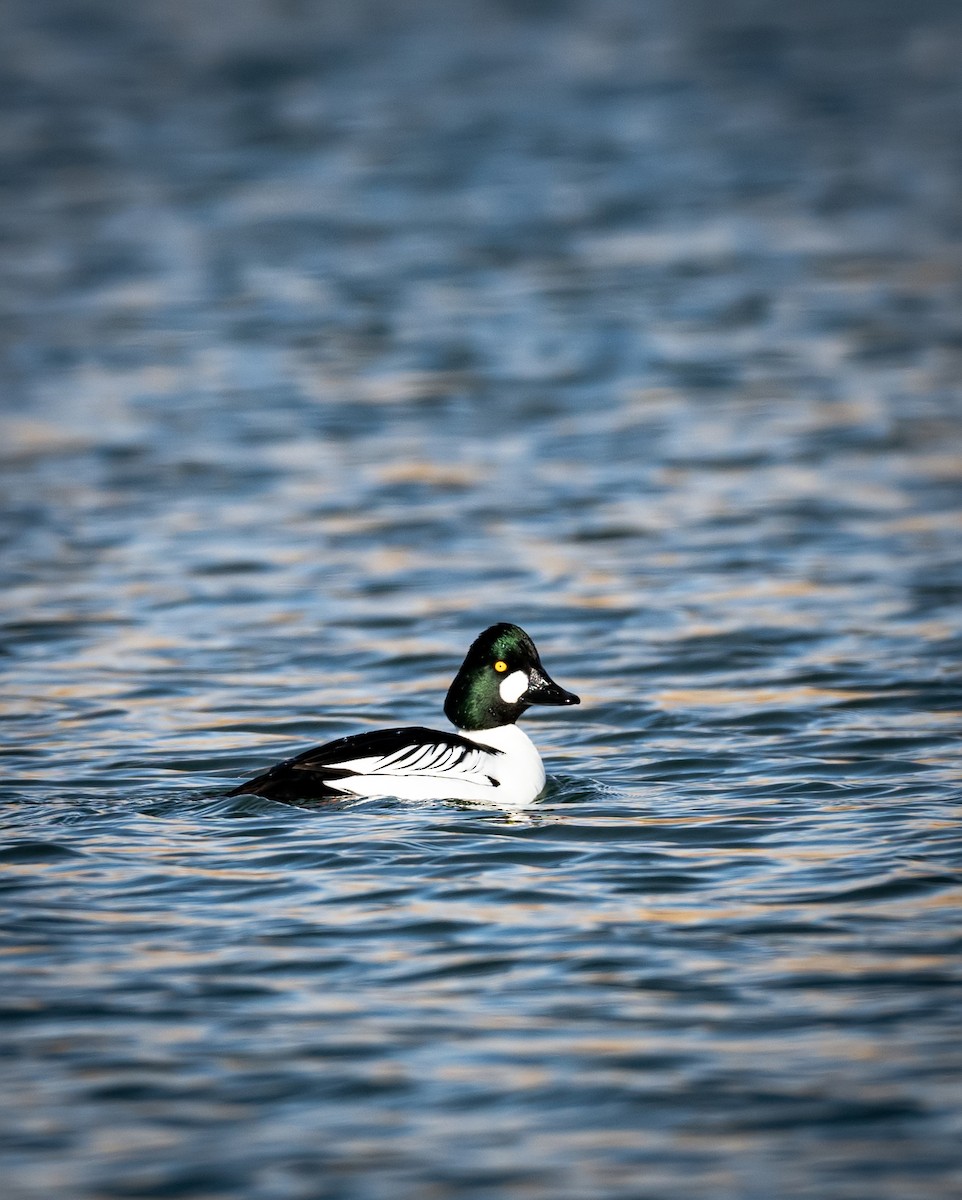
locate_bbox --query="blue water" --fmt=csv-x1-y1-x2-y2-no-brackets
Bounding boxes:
2,2,961,1197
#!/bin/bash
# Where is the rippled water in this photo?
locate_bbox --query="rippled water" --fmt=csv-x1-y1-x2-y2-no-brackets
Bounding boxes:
2,2,961,1197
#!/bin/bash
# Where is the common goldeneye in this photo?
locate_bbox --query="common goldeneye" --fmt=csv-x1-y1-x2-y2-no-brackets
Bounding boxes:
227,623,579,807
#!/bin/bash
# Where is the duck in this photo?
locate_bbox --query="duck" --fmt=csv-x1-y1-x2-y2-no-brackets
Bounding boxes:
227,623,579,807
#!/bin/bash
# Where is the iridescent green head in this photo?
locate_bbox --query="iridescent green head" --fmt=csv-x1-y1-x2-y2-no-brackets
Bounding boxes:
443,623,579,731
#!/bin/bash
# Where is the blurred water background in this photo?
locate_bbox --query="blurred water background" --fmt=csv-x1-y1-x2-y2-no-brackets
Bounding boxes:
2,1,961,1197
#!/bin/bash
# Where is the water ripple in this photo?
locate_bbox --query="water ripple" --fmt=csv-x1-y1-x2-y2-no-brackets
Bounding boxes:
3,2,962,1198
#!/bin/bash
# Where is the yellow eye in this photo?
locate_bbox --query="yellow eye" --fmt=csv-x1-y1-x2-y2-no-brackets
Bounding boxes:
494,660,508,673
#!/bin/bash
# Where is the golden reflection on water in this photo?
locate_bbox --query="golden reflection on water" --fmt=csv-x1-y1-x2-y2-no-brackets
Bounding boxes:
652,685,869,710
371,461,486,488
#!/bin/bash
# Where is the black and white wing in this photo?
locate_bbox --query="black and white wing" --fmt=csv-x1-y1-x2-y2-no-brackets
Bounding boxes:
228,727,499,804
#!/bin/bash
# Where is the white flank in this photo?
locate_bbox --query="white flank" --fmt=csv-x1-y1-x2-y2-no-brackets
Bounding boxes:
324,736,494,802
317,723,548,809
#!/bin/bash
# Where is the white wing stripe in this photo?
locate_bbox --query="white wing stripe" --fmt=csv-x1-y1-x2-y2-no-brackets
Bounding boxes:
330,739,492,782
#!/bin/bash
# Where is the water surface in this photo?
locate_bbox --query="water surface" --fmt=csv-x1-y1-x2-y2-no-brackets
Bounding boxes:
2,2,961,1197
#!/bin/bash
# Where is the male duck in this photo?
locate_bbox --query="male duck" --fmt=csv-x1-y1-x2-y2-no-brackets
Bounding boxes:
228,623,579,807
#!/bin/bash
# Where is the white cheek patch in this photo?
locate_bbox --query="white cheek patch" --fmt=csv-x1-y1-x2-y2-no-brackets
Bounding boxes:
499,670,529,704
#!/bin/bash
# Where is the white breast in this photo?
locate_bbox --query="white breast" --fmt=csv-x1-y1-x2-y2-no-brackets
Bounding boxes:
462,724,546,808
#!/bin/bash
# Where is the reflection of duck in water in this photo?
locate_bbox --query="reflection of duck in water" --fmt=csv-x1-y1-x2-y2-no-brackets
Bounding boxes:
228,623,579,807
